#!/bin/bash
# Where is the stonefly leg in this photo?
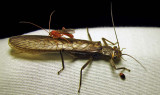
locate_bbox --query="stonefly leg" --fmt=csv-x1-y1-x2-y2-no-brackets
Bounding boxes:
86,27,92,42
58,50,65,75
102,38,117,46
110,59,130,72
78,57,93,93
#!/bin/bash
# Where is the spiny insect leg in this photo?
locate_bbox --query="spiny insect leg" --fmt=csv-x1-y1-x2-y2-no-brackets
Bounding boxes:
78,57,93,93
86,27,92,42
58,50,65,75
102,38,118,46
110,59,130,72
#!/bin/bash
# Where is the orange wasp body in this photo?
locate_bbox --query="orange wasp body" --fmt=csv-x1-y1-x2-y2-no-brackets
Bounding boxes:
20,11,75,41
49,27,74,42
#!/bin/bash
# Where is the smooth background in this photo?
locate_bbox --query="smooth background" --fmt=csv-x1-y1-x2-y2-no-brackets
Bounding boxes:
1,0,160,38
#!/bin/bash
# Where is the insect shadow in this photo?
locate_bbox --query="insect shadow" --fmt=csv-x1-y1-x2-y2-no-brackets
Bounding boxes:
9,49,72,62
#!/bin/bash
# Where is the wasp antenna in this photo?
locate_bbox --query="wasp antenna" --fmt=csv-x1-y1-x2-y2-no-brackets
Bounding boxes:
49,10,55,33
111,3,120,49
19,21,49,33
122,54,147,71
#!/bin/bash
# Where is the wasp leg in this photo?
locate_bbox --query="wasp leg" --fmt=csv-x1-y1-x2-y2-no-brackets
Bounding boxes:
110,59,130,72
102,38,118,46
58,50,65,75
52,37,60,46
86,27,92,42
78,57,93,93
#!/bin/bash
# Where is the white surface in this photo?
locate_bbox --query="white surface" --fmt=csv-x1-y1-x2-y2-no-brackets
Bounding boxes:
0,27,160,95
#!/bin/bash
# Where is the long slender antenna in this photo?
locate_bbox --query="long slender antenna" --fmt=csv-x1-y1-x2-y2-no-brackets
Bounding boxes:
19,21,49,33
49,10,55,33
111,3,120,48
122,54,147,71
